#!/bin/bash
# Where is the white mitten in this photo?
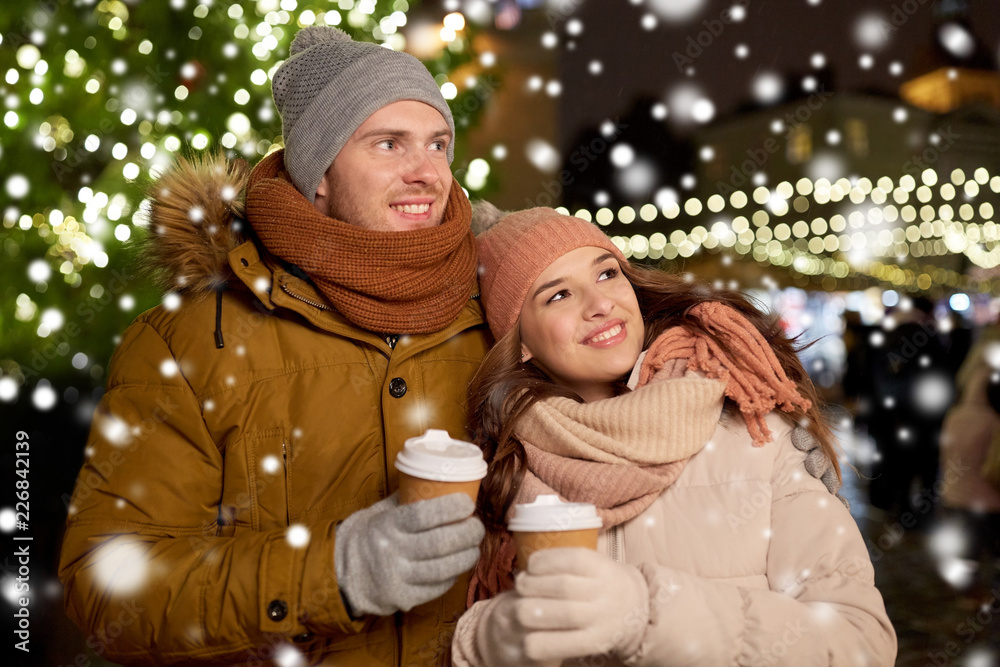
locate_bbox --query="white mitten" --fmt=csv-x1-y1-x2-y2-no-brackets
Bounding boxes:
474,590,560,667
514,548,650,663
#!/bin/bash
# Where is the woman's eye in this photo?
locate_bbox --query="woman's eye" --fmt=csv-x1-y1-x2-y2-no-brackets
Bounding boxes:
546,290,568,304
598,267,619,281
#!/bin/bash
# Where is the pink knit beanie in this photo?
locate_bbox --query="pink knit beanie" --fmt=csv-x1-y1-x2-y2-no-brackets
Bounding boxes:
477,207,625,340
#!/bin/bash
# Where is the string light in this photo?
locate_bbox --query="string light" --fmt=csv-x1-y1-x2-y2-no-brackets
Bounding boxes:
566,168,1000,294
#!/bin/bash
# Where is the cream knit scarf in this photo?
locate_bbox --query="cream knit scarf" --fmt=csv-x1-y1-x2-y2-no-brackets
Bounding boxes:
513,372,726,527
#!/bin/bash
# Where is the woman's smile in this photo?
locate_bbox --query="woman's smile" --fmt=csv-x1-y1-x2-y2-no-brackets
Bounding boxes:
582,320,627,346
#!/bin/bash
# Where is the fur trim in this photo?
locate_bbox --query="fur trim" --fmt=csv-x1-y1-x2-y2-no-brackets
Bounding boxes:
140,152,251,294
470,199,506,237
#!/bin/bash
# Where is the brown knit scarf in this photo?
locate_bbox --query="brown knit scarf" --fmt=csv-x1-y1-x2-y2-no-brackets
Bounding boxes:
245,149,478,334
468,301,811,605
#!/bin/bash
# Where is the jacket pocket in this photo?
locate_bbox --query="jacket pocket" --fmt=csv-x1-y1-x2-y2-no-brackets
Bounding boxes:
247,428,290,530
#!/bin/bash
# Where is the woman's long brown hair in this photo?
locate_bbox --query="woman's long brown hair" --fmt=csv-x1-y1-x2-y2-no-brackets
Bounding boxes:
467,260,840,602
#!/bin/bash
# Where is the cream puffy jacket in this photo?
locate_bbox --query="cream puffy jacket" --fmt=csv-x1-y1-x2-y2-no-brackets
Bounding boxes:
453,412,897,666
940,333,1000,513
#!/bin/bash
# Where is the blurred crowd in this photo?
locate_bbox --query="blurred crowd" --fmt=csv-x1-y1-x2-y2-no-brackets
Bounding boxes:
842,297,1000,611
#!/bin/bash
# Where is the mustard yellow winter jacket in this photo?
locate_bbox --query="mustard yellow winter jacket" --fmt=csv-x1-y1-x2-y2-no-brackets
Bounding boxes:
59,155,491,665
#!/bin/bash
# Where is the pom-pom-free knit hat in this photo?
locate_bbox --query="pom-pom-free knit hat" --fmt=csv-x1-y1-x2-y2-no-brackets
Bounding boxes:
271,27,455,202
477,207,625,340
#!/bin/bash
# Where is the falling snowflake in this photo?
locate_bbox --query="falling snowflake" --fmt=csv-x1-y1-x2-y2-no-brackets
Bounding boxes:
32,382,57,411
27,259,51,283
0,508,16,533
286,525,310,548
0,377,19,402
160,359,179,378
752,72,783,105
275,645,306,667
98,412,134,447
936,557,976,589
92,537,151,594
2,577,25,606
911,372,953,414
525,138,560,173
162,293,182,311
853,13,890,50
261,455,281,475
616,159,659,198
938,23,975,58
610,144,635,168
5,174,29,199
646,0,705,23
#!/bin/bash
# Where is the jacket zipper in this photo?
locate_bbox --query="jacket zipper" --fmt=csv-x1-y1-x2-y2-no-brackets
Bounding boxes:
281,284,401,352
609,525,620,562
281,441,290,525
280,282,332,310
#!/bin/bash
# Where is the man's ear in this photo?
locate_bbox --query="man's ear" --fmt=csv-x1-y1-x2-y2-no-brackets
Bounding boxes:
315,174,328,199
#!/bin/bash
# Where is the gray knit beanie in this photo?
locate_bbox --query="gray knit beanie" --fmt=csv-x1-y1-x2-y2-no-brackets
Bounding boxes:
272,27,455,202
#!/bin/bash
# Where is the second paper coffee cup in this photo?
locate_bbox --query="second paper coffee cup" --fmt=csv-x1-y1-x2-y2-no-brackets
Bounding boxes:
508,495,603,570
394,429,487,505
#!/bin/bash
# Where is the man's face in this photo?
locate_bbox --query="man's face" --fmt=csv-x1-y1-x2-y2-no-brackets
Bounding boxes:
313,100,454,231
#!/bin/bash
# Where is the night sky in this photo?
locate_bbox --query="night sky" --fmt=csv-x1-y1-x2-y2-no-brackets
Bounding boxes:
557,0,1000,143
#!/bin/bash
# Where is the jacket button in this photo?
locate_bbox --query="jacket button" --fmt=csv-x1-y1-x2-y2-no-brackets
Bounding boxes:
292,631,315,643
266,599,288,621
389,377,407,398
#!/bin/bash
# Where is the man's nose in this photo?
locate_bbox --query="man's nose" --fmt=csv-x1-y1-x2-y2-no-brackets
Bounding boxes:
402,150,439,186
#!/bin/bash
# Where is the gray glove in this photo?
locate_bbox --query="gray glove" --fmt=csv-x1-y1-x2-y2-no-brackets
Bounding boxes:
334,492,485,617
791,426,849,509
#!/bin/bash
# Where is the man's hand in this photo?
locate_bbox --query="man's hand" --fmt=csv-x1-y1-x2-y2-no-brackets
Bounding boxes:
791,426,849,507
334,492,484,617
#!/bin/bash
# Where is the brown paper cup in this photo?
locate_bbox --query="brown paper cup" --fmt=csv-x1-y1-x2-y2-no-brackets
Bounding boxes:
397,472,482,506
512,528,600,571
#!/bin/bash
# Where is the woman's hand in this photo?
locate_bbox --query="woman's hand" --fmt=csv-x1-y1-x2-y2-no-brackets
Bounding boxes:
512,547,650,663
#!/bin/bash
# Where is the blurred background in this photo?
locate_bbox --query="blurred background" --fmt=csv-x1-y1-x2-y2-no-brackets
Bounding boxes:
2,0,1000,664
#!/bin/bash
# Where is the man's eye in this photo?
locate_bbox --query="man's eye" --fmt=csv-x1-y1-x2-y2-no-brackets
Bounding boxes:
430,140,447,151
377,139,396,150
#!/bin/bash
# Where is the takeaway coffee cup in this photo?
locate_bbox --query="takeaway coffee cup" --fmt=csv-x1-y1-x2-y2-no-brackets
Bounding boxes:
508,495,603,571
394,429,487,505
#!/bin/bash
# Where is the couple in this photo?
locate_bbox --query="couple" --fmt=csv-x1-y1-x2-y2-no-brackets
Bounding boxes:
59,26,895,666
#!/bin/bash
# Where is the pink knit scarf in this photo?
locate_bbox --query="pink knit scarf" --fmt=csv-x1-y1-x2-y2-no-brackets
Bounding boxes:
639,301,812,445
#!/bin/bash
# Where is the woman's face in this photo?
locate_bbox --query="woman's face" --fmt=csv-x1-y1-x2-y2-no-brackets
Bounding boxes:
519,246,645,402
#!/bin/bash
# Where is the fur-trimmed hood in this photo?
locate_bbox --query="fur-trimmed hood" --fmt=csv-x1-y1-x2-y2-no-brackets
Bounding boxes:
140,152,252,294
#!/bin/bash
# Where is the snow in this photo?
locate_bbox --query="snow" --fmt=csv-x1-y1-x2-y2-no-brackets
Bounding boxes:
92,537,151,594
286,525,310,548
646,0,705,23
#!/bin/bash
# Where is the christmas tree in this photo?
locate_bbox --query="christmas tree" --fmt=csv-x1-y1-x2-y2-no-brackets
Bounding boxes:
0,0,494,413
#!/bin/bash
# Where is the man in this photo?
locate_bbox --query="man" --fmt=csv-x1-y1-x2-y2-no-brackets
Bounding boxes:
59,27,489,665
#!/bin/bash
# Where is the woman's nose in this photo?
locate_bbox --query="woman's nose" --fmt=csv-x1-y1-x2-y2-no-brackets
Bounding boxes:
582,287,614,318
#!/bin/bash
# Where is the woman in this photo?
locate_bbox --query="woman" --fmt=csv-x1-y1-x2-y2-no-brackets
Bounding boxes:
938,322,1000,608
452,207,896,666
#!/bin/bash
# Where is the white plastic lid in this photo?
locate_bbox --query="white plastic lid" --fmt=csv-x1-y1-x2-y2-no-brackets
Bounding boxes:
507,495,603,532
394,429,487,482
